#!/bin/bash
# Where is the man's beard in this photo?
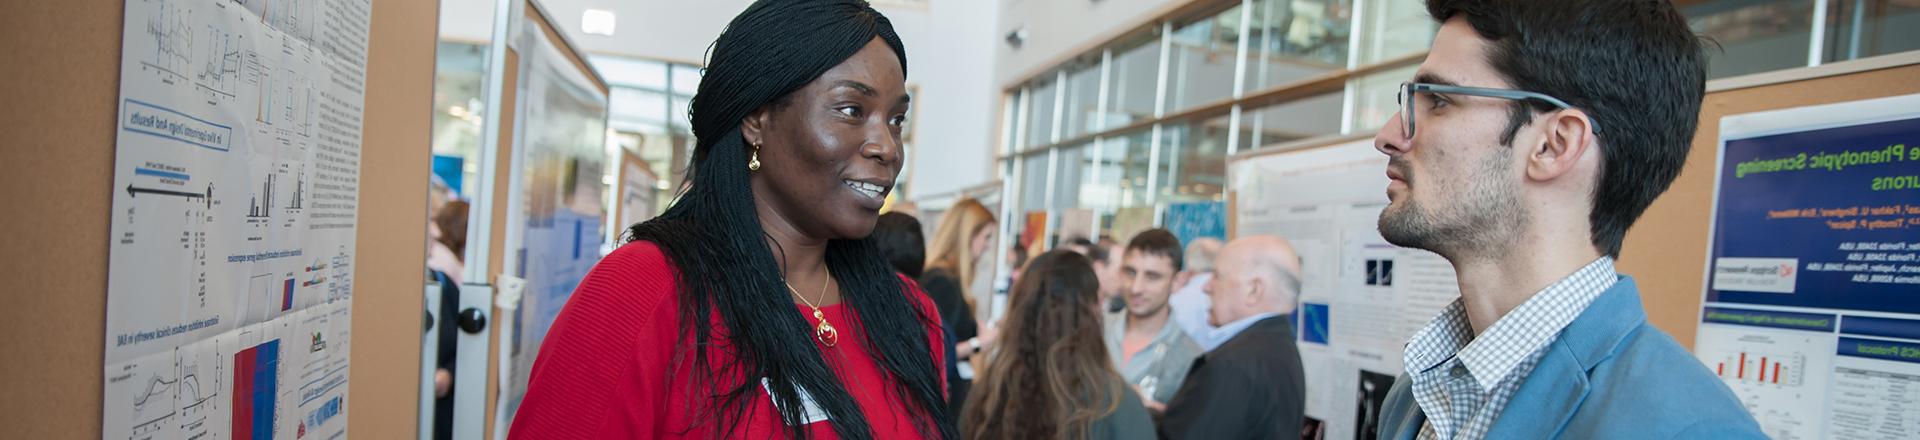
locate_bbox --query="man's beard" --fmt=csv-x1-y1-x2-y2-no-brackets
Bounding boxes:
1377,155,1525,257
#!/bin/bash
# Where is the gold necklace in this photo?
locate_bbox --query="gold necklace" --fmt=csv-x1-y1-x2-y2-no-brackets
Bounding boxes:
785,272,839,347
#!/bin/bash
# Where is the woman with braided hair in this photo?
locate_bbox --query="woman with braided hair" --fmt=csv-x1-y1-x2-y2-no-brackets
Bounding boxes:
508,1,952,438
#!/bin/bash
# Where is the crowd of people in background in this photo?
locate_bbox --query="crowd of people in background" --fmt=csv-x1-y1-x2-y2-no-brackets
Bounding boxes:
872,199,1310,439
508,0,1765,438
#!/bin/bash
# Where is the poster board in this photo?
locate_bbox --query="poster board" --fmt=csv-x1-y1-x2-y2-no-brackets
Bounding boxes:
1624,60,1920,348
1691,93,1920,439
102,0,374,437
0,0,436,438
495,0,611,431
1228,139,1458,440
1223,59,1920,440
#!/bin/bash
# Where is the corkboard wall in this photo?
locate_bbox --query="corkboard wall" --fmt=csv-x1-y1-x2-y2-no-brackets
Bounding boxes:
0,0,440,437
353,0,440,435
1621,63,1920,349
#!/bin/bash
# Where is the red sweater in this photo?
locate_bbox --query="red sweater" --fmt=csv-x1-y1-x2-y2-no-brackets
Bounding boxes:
508,241,947,439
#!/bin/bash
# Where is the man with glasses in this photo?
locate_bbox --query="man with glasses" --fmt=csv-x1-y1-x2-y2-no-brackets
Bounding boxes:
1372,1,1765,438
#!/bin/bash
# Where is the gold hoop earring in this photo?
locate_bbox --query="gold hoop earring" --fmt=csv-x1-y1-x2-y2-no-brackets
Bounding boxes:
749,143,762,171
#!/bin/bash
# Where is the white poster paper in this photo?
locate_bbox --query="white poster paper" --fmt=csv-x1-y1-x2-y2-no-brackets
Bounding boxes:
1695,93,1920,440
103,0,371,439
1230,140,1460,439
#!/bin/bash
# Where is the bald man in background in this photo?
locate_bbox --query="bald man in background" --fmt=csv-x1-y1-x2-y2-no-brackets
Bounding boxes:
1157,235,1306,440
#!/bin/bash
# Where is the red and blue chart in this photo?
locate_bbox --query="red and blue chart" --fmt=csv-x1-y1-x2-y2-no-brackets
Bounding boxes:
232,340,279,440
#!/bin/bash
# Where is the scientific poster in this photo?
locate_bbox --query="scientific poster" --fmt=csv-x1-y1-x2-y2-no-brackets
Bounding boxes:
1230,140,1459,440
1164,200,1226,248
1109,206,1155,246
502,17,611,421
1695,93,1920,440
102,0,370,439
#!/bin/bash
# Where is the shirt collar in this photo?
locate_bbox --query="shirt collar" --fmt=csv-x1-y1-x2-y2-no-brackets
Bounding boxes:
1210,312,1284,347
1405,257,1619,392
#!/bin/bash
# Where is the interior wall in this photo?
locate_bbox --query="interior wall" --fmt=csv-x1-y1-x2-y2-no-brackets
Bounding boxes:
0,0,439,437
905,0,1002,198
995,0,1197,87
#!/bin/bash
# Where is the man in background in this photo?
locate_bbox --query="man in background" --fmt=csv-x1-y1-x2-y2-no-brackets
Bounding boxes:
1160,235,1306,439
1066,236,1128,315
1166,238,1222,350
1105,229,1203,409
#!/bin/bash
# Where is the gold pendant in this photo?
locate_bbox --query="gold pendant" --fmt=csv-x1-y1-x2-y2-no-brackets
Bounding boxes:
813,309,839,347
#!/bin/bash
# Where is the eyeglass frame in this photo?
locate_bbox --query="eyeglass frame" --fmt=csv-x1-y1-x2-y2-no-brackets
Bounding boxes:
1395,81,1599,139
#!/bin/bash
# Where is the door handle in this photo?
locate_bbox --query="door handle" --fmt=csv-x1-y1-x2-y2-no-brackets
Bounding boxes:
458,308,488,334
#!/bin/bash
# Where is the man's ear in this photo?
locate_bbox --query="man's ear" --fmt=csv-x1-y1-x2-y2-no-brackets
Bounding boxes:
1250,276,1268,304
1525,108,1598,183
1174,271,1193,288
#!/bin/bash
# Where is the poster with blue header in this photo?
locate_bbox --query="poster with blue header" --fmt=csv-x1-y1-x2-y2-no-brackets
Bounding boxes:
1695,93,1920,440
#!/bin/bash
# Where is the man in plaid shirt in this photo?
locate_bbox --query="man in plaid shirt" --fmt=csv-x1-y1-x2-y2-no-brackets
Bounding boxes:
1368,0,1766,438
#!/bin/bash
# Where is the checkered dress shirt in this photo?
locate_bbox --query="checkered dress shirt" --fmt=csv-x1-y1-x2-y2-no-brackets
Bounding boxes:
1405,257,1618,440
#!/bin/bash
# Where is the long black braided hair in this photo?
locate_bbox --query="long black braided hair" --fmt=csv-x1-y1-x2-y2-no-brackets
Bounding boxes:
622,1,954,439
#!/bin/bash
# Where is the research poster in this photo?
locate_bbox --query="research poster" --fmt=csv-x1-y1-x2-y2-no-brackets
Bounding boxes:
1164,200,1226,248
103,0,371,439
1230,140,1459,440
502,18,611,421
1696,93,1920,440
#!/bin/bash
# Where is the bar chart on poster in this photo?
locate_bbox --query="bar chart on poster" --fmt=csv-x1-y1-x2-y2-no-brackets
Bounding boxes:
103,0,370,439
1696,93,1920,440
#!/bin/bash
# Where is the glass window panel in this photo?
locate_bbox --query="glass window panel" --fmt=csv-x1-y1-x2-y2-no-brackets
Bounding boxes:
1347,64,1417,134
1108,130,1156,209
1168,5,1244,111
1827,0,1920,62
1052,144,1090,210
1158,118,1229,204
432,42,489,158
1109,34,1162,127
432,41,490,201
671,64,702,97
671,96,693,133
1684,0,1814,79
1000,92,1022,156
1017,152,1051,214
1026,78,1060,148
1354,0,1437,64
1247,0,1352,92
1062,63,1104,139
1243,90,1344,149
608,87,668,131
590,55,668,90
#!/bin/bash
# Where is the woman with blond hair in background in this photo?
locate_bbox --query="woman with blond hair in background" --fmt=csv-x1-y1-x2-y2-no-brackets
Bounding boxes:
962,250,1153,439
922,197,997,409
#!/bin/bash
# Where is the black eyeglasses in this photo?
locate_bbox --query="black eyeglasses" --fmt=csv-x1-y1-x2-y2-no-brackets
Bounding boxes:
1396,82,1597,139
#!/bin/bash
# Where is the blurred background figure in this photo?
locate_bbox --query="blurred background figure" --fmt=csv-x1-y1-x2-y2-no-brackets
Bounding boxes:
1167,238,1222,350
962,250,1154,440
1063,236,1123,316
924,197,1000,406
1159,235,1306,439
871,211,967,416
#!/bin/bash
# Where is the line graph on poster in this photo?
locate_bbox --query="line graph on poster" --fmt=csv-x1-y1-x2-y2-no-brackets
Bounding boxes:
105,341,228,440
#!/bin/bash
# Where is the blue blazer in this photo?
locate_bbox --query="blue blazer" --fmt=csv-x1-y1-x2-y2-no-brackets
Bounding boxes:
1377,277,1767,439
